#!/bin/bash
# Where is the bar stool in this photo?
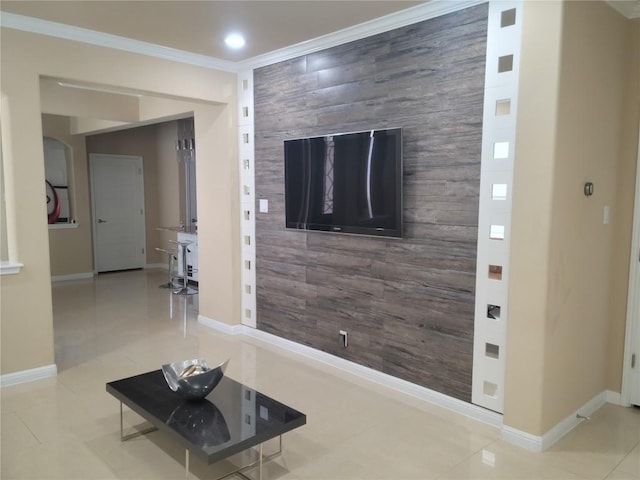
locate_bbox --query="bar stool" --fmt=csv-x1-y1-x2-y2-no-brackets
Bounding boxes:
173,240,198,296
155,247,180,289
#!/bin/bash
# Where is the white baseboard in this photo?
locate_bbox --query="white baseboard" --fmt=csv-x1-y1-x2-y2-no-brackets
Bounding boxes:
247,326,503,427
541,390,610,451
199,320,625,451
199,318,503,429
51,272,94,282
501,425,544,452
0,364,58,387
198,315,244,335
501,390,612,452
606,390,623,406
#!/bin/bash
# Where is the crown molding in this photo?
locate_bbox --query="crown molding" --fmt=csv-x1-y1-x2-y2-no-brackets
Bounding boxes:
0,11,237,72
237,0,487,70
1,1,486,74
606,0,640,18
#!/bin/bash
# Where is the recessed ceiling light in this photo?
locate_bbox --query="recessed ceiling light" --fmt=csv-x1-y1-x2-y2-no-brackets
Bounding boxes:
224,33,245,49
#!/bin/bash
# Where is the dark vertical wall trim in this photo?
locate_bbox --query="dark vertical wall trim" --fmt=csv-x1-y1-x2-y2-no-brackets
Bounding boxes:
253,4,488,402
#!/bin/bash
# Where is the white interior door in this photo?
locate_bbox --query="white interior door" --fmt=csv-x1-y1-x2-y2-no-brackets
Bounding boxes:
623,126,640,407
90,154,146,273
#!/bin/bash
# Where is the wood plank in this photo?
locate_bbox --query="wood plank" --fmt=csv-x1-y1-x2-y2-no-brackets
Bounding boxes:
253,4,487,403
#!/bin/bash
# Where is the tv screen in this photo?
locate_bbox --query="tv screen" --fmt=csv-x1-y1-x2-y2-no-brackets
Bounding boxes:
284,128,402,238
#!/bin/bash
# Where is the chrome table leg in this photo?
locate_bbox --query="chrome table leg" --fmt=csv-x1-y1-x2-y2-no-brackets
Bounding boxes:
119,402,158,441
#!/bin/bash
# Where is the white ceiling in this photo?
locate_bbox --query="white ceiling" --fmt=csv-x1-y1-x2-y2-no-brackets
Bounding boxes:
0,1,423,61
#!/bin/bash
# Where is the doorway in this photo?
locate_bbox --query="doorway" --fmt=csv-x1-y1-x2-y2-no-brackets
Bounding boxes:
89,154,146,272
623,125,640,407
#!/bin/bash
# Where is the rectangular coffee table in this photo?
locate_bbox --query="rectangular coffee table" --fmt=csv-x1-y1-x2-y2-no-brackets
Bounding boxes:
106,370,306,480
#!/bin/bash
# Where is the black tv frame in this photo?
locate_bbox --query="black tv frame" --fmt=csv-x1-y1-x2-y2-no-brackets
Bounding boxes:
284,127,403,239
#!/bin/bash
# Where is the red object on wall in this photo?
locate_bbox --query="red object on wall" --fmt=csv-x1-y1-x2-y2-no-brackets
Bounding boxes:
46,180,60,224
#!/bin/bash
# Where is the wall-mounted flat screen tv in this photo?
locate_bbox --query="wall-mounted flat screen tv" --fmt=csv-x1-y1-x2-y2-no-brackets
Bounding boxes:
284,128,402,238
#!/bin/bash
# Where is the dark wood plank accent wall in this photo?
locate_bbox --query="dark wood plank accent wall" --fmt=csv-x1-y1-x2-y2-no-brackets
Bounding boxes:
253,4,487,402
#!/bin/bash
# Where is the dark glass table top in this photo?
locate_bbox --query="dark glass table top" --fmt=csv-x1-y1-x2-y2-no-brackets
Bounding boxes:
106,370,306,464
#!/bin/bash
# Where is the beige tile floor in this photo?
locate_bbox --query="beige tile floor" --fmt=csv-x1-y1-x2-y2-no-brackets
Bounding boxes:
1,269,638,480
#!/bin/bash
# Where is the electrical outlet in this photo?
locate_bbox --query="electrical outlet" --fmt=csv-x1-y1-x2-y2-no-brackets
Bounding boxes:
339,330,348,347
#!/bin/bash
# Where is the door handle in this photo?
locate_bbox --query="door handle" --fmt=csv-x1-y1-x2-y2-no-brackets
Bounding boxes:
97,219,107,223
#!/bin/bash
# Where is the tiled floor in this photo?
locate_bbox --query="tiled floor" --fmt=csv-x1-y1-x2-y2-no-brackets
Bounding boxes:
1,269,638,479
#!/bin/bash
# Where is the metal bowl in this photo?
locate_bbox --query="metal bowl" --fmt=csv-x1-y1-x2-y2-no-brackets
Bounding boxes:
162,359,229,401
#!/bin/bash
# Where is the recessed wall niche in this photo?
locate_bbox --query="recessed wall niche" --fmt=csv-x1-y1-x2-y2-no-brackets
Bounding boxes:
490,225,505,240
493,141,510,159
488,265,503,280
487,304,501,320
501,8,517,28
498,54,514,73
492,184,508,200
485,343,500,359
495,99,511,116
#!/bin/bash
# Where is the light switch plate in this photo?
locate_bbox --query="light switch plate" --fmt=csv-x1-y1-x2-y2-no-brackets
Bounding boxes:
259,199,268,213
603,205,610,225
